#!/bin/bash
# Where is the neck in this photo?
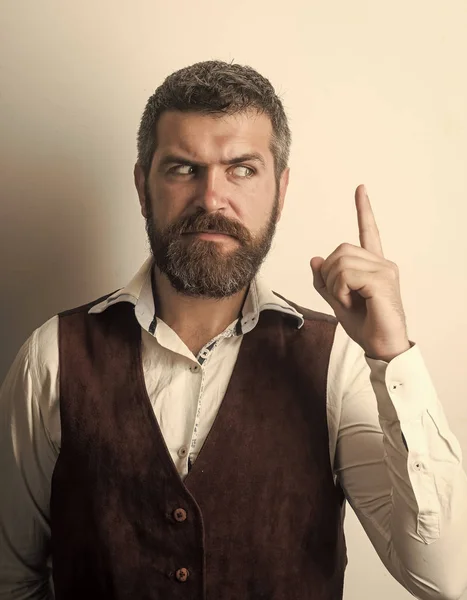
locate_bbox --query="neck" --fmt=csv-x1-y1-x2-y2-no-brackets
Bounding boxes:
152,266,249,355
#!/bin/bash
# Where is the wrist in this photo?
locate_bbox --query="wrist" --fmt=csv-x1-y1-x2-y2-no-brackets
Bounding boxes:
365,340,412,362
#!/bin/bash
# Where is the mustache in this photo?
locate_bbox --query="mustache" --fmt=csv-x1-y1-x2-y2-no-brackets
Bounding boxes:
166,210,252,245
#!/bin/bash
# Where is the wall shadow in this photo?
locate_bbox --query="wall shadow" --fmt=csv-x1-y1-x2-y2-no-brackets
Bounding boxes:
0,153,113,381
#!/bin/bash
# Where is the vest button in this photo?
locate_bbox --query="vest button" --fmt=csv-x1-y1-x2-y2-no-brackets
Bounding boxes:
175,567,189,582
173,508,187,522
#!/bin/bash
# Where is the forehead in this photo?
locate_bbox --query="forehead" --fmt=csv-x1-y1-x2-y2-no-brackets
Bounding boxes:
154,109,274,164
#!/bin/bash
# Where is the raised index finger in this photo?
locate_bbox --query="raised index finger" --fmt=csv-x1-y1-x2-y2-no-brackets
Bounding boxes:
356,184,384,257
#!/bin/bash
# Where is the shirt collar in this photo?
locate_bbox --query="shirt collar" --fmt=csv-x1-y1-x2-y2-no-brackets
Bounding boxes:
88,257,304,334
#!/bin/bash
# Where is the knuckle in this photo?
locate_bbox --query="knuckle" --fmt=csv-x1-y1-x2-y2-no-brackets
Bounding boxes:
337,270,347,283
336,255,349,270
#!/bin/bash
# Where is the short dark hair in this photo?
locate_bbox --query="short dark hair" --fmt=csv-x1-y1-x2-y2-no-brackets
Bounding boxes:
137,60,291,181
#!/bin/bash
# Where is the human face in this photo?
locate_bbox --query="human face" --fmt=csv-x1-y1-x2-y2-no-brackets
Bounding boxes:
135,110,289,298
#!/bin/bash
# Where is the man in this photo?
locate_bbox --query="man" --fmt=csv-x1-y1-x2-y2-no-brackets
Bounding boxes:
0,60,466,600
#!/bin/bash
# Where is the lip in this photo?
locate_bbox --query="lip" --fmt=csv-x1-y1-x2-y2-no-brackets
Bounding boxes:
184,231,235,241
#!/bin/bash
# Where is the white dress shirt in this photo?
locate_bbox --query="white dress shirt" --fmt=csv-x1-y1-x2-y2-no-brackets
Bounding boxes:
1,257,467,600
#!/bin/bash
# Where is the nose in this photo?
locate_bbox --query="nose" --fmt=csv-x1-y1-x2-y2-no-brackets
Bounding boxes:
192,167,228,213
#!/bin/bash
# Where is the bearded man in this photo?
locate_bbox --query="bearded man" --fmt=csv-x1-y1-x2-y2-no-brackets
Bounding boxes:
1,60,466,600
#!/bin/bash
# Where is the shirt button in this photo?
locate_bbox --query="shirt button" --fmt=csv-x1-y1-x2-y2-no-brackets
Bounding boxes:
173,508,187,522
178,446,188,459
190,364,200,373
413,461,423,471
175,568,189,582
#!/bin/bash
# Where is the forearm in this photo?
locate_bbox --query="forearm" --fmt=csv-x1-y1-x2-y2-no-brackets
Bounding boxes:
337,341,467,599
366,345,467,599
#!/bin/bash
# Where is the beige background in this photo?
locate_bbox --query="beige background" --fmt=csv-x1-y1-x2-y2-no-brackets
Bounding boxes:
1,1,466,598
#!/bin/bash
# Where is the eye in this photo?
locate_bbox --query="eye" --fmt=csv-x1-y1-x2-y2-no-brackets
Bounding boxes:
232,165,255,178
169,164,195,176
167,164,255,178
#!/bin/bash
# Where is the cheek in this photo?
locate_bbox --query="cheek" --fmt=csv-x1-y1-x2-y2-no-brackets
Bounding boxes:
147,184,187,224
232,180,271,217
240,186,276,228
152,182,194,221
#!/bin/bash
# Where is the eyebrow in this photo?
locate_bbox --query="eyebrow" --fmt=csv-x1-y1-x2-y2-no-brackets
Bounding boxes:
158,152,267,170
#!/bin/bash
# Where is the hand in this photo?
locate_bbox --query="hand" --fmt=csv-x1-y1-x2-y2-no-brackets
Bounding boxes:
310,184,410,362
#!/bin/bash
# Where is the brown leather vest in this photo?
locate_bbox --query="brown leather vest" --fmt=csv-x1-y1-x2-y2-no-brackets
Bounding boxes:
51,295,347,599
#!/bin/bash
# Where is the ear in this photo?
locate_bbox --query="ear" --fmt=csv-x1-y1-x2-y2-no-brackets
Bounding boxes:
134,163,148,218
276,167,290,223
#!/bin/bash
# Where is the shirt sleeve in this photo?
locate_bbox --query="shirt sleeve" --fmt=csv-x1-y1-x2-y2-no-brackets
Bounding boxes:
0,324,58,599
334,337,467,600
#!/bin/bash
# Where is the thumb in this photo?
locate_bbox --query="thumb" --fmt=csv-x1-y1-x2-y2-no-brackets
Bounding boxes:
310,256,326,288
310,256,340,312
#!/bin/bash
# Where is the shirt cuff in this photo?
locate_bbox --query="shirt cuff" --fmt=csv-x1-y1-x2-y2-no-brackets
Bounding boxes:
364,341,439,423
